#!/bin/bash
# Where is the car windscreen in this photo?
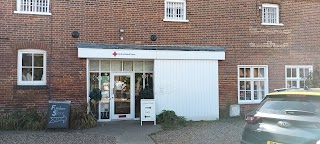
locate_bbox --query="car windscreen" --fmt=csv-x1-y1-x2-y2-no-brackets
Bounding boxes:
257,96,320,117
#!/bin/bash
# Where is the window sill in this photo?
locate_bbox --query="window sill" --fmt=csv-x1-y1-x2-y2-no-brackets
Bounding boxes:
261,23,284,26
238,101,262,105
14,11,52,16
14,85,49,90
163,19,189,23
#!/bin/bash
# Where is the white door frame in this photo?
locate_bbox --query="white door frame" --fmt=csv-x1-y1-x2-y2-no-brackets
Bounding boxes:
110,73,135,120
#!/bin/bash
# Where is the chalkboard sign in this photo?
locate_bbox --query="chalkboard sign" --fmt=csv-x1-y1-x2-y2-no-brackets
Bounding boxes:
47,101,71,129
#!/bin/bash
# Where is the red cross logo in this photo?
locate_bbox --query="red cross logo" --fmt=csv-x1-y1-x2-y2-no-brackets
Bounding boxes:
113,52,117,57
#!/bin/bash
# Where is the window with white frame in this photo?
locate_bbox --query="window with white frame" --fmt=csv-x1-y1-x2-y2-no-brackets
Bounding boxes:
238,66,268,104
285,65,313,88
164,0,188,22
261,4,281,25
15,0,51,15
18,49,46,85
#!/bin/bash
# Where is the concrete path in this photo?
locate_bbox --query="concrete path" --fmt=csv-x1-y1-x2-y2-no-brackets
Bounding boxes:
0,120,162,144
86,121,162,144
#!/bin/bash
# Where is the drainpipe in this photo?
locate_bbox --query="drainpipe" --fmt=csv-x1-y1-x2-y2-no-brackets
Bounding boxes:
48,8,53,100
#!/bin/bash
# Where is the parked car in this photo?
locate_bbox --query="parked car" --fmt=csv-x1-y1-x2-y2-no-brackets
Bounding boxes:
241,88,320,144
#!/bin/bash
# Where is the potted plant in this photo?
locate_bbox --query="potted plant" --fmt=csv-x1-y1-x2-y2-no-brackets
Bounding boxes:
89,88,102,118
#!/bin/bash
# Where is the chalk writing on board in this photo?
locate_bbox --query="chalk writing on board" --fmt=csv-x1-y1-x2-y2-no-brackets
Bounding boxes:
49,105,67,124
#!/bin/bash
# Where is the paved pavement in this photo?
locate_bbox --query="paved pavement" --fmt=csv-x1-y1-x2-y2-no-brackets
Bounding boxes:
0,121,161,144
86,121,162,144
0,118,244,144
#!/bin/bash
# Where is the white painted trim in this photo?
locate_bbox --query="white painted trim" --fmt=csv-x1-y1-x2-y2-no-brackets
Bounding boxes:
97,119,111,122
163,19,189,22
284,65,313,88
213,61,220,118
261,23,284,26
17,49,46,85
238,100,262,105
86,59,90,114
261,3,281,26
164,0,187,21
285,65,314,69
14,11,52,15
13,0,51,15
237,65,269,104
78,48,225,60
262,3,279,8
110,73,135,120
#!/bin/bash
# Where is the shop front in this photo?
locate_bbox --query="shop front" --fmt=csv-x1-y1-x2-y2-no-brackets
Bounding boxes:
78,43,225,121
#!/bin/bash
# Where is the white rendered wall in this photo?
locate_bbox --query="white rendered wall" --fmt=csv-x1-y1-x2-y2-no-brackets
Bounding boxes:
154,60,219,121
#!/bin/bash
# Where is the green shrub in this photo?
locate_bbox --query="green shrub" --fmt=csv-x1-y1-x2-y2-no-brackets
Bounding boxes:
0,105,97,130
156,110,186,129
0,108,46,130
69,105,97,129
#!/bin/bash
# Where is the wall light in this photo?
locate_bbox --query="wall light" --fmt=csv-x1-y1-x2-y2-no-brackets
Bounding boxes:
119,27,125,33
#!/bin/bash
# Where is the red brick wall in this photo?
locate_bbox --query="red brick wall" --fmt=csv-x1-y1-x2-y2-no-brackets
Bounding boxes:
1,0,320,113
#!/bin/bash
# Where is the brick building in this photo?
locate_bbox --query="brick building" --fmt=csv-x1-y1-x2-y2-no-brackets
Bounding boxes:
0,0,319,121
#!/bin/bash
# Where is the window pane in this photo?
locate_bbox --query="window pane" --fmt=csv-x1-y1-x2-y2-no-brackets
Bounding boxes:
254,68,258,77
254,81,259,90
239,68,244,78
245,68,250,78
101,73,110,98
145,73,153,89
259,68,264,77
254,81,265,100
246,81,251,90
246,91,251,100
90,60,99,71
123,61,133,71
90,73,99,91
287,81,291,88
34,68,43,81
111,60,122,71
292,81,297,88
305,68,310,78
262,6,278,24
292,68,297,78
34,54,43,67
300,80,305,88
135,73,143,118
166,2,184,20
287,68,291,77
240,81,245,90
22,68,32,81
299,68,304,78
260,81,265,90
22,53,32,66
145,61,153,71
254,91,258,100
101,60,110,71
134,61,143,71
261,91,265,99
240,91,245,100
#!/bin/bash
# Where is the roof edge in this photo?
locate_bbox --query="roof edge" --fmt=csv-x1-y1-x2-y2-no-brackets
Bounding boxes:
77,43,225,52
